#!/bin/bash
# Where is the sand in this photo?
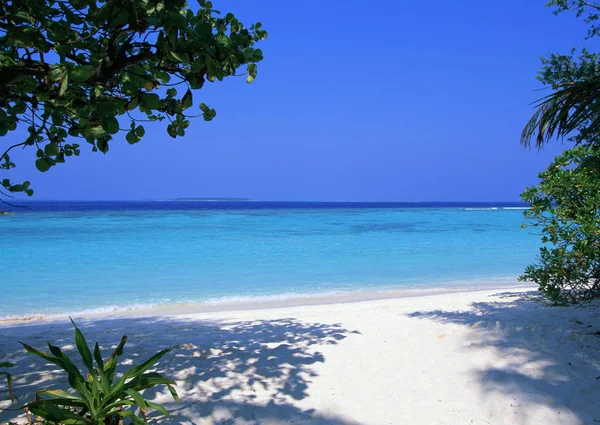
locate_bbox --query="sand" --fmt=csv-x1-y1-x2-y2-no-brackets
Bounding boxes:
1,286,599,425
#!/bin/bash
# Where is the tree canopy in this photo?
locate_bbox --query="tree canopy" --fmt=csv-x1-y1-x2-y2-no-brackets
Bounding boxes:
0,0,267,200
521,0,600,148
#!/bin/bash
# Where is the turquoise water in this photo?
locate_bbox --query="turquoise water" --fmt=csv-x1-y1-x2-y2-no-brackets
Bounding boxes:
0,202,537,317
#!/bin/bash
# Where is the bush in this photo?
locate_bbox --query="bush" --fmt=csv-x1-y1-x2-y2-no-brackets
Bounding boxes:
20,319,178,424
519,145,600,304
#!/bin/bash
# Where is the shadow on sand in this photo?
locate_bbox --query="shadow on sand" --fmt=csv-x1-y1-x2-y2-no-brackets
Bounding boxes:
0,316,362,425
407,291,600,424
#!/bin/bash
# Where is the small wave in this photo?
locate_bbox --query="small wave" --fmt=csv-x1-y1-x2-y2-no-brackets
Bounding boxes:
198,290,356,306
0,292,356,322
0,302,162,323
502,207,530,210
463,207,499,211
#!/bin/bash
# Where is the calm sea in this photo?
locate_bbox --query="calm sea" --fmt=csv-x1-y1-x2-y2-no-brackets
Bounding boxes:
0,201,537,318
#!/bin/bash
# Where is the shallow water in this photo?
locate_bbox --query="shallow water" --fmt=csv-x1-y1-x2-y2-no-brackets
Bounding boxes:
0,201,537,317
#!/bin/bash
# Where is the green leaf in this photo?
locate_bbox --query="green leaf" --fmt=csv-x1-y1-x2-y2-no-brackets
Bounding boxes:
20,342,65,371
59,72,69,96
191,58,205,73
70,318,94,373
48,65,64,82
247,63,257,78
27,400,88,424
44,143,60,156
104,117,120,135
203,108,216,121
99,399,135,415
125,389,147,409
97,139,109,153
104,336,127,381
156,72,170,84
70,65,94,82
146,400,170,416
195,22,212,38
93,343,104,373
35,389,82,401
141,93,160,110
127,97,140,111
252,49,264,61
170,51,188,63
35,158,51,172
45,343,87,391
181,89,193,110
110,8,129,27
0,371,14,402
83,125,106,138
167,384,179,401
117,409,146,425
124,372,176,392
135,125,145,138
124,349,171,379
126,131,141,144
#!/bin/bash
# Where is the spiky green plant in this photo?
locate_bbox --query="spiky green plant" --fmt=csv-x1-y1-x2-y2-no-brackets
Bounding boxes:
21,319,178,425
0,360,14,402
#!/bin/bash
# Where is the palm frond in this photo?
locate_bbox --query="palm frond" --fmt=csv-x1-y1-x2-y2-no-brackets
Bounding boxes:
521,78,600,148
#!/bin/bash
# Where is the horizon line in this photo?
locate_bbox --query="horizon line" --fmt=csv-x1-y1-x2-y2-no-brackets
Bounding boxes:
6,199,527,203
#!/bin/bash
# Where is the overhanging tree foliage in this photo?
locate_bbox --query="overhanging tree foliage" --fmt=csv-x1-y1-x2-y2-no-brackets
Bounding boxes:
0,0,267,199
522,0,600,148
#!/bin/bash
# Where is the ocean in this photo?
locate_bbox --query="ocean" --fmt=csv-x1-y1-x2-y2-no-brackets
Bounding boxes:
0,201,537,318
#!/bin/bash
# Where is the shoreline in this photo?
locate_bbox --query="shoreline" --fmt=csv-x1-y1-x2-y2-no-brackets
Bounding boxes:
0,281,535,326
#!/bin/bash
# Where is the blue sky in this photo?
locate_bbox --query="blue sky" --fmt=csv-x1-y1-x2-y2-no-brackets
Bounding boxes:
6,0,588,201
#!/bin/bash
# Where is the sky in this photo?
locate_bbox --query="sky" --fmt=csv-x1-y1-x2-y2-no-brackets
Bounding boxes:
5,0,590,201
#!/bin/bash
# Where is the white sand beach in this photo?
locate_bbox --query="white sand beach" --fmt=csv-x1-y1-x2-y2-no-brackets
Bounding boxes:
1,286,599,425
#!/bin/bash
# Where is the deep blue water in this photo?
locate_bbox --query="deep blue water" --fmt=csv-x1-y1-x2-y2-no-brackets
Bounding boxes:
0,201,536,317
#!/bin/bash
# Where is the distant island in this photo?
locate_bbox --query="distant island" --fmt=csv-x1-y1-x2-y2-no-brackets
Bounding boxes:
172,197,254,201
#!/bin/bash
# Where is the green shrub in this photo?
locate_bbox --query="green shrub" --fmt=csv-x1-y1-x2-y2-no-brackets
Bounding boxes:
21,319,178,424
519,145,600,304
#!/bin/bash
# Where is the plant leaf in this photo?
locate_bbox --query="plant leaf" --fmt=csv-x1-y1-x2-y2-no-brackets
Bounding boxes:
146,400,170,416
104,336,127,381
125,389,147,409
36,389,82,401
70,65,94,82
26,400,89,424
0,371,14,402
70,318,94,373
125,349,171,379
117,409,146,425
181,89,192,110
